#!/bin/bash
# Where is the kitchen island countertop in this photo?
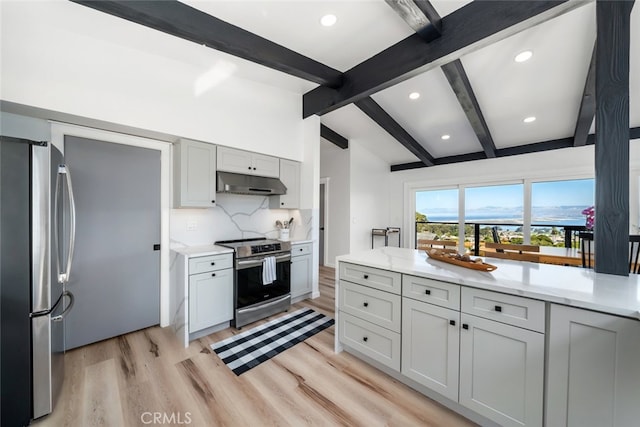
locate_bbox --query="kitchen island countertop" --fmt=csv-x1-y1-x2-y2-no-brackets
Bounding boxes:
337,247,640,320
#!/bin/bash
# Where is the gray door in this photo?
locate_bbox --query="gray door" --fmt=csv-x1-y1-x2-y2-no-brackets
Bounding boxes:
319,182,325,266
64,136,160,349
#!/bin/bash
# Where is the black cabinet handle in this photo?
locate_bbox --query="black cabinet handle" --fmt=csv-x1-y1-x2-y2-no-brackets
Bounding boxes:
363,337,368,342
425,289,431,295
299,248,303,251
495,305,502,312
211,262,215,266
211,200,215,204
449,320,456,326
248,166,252,170
253,167,257,170
281,202,284,206
363,274,369,279
211,273,216,277
462,324,469,330
363,302,369,307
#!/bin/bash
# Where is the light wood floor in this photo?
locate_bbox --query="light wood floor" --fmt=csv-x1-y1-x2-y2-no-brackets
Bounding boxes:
34,266,475,427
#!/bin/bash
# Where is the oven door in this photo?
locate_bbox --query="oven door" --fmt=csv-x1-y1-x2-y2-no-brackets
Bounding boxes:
235,252,291,309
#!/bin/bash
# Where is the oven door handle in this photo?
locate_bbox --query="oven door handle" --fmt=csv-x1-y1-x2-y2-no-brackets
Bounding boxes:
237,294,291,314
236,253,291,270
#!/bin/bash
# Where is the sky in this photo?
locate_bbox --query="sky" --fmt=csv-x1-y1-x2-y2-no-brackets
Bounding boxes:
416,179,594,217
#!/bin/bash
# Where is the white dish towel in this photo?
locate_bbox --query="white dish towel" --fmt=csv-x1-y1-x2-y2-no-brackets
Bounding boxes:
262,256,277,285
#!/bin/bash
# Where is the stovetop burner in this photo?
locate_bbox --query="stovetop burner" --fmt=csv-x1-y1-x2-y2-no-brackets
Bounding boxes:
215,237,291,258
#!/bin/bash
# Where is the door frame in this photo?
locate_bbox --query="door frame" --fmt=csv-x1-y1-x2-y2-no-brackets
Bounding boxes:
320,177,330,267
51,122,171,327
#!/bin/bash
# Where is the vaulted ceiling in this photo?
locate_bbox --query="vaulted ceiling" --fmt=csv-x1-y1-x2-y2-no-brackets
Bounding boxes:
69,0,639,170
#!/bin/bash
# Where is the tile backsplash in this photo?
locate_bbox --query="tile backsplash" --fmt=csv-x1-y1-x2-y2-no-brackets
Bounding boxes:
170,193,312,248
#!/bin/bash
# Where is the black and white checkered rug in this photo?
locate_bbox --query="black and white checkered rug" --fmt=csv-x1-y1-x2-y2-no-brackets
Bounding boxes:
211,308,334,375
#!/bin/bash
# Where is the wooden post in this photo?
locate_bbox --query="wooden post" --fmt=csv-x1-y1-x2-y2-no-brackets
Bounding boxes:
594,0,634,276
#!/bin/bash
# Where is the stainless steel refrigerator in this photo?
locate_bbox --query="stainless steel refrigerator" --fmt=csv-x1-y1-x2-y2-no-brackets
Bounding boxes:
1,135,76,426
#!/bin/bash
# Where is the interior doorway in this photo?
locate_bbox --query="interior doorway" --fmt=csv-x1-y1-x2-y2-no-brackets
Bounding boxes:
319,178,329,266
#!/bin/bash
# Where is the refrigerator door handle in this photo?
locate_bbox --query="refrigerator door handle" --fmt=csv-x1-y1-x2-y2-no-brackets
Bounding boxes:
52,291,75,322
55,165,76,284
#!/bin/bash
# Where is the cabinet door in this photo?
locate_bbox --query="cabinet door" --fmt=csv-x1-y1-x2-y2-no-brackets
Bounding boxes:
174,139,216,207
270,159,300,208
290,254,312,298
546,305,640,427
401,298,459,401
189,269,233,332
216,146,252,174
251,152,280,178
459,313,544,427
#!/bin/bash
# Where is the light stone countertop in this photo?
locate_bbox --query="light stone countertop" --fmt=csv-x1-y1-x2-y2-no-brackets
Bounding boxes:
170,244,234,258
336,247,640,320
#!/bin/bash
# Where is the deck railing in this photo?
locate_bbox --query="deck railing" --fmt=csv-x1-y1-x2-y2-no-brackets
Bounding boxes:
415,221,587,255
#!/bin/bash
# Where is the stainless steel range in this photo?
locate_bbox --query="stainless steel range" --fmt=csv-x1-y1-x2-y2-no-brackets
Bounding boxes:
215,238,291,328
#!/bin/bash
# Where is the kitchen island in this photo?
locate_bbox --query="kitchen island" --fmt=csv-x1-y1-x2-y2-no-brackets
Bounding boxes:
335,247,640,427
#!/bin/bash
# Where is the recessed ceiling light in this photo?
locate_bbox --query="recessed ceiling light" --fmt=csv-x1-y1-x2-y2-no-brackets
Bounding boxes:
320,14,337,27
514,50,533,63
409,92,420,100
523,116,536,123
441,134,450,140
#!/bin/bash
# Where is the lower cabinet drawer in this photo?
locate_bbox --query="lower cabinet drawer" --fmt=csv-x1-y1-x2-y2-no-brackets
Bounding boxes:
189,253,233,274
339,311,400,371
339,280,401,332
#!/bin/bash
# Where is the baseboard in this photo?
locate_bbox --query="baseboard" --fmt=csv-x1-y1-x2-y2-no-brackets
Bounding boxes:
189,321,230,341
324,262,335,268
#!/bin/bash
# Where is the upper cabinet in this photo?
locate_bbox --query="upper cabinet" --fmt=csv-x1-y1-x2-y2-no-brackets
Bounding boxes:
217,146,279,178
269,159,300,209
173,139,217,208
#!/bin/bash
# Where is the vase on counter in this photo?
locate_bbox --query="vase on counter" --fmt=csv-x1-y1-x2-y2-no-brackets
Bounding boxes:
279,228,290,241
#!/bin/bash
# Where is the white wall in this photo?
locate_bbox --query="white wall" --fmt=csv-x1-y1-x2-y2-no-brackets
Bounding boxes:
0,1,305,162
389,142,640,247
349,139,393,254
320,139,351,266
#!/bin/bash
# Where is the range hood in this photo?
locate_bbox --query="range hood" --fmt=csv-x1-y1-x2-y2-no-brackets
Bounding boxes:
216,171,287,196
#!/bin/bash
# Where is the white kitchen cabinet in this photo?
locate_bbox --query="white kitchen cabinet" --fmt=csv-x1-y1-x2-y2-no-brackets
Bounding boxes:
173,139,217,208
459,313,544,427
189,269,233,332
546,304,640,427
290,242,312,300
401,297,460,402
216,146,279,178
269,159,300,209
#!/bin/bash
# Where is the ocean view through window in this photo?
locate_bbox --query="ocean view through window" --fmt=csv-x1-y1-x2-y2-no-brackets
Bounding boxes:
415,179,594,250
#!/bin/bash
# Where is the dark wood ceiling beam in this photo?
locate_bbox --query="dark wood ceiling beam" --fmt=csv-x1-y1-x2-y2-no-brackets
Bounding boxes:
304,0,581,118
71,0,342,87
441,59,497,158
355,97,435,166
320,124,348,149
573,43,597,147
385,0,442,42
390,127,640,172
594,0,633,276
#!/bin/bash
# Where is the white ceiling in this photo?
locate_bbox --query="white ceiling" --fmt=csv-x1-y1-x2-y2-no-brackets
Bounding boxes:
12,1,640,166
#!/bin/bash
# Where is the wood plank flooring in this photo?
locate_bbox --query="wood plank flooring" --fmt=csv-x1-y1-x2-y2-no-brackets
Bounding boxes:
33,266,475,427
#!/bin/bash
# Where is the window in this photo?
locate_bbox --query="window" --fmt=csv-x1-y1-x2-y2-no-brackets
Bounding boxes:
416,188,459,244
531,178,594,247
464,184,524,247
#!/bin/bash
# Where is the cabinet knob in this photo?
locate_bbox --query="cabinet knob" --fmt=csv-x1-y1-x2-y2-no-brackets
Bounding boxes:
462,323,469,330
425,289,431,295
281,202,284,206
299,248,303,252
449,320,456,326
211,262,215,266
363,302,369,307
248,166,252,170
495,305,502,312
211,273,216,277
253,167,256,170
363,336,368,342
363,274,369,279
